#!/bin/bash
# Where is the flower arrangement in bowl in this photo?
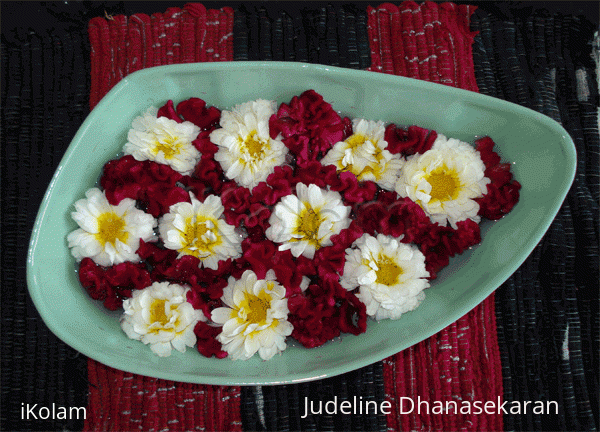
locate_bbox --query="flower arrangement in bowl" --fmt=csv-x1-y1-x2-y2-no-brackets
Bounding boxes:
66,89,520,361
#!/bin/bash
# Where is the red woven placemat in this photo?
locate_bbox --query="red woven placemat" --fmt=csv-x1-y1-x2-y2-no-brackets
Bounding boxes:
368,2,503,431
85,4,241,432
88,3,234,110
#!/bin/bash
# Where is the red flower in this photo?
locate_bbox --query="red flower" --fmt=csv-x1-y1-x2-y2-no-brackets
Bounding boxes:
475,137,521,220
245,202,271,230
288,275,366,348
384,124,437,155
106,261,153,291
157,100,182,123
194,156,225,194
355,200,389,235
314,222,364,276
241,239,278,280
178,175,209,201
193,321,228,359
78,258,151,310
100,155,188,217
143,183,190,217
239,238,314,296
269,90,348,165
176,98,221,131
221,181,251,213
336,288,368,336
355,192,433,243
252,165,296,206
333,171,377,205
419,219,481,279
381,197,431,243
192,130,217,154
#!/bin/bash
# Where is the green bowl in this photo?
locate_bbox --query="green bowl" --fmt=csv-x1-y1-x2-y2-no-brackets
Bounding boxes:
27,62,575,385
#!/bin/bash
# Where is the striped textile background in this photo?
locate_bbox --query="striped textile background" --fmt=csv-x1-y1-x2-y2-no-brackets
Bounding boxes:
1,2,597,431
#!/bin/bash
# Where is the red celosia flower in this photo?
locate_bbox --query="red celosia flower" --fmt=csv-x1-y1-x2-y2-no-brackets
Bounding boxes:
191,130,217,155
176,98,221,131
272,252,311,296
138,240,239,306
194,156,225,194
269,90,348,165
474,137,521,220
336,288,368,336
105,261,153,291
294,161,331,188
137,240,177,266
355,200,389,236
240,238,313,296
78,258,151,310
288,275,366,348
419,219,481,279
295,162,377,205
245,202,272,230
193,321,228,359
100,155,188,217
178,175,209,201
380,196,432,243
143,182,190,217
221,181,251,213
241,239,278,280
355,192,432,243
384,124,437,155
314,222,364,276
334,171,377,205
244,165,297,207
187,289,225,318
157,100,182,123
288,290,340,348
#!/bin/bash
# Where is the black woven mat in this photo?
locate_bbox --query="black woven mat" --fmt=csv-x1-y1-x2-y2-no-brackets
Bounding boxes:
470,7,599,431
1,3,96,431
1,2,598,431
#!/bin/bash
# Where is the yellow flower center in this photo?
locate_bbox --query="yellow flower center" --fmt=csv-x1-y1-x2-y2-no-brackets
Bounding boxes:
150,299,169,325
357,153,384,180
292,205,324,248
346,133,368,149
153,136,182,159
241,289,273,325
241,130,267,159
426,167,461,201
375,255,403,286
339,134,385,180
95,212,129,247
148,299,180,333
179,217,222,259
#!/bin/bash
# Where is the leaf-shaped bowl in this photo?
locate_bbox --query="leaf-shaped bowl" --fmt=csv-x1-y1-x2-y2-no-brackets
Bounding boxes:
27,62,575,385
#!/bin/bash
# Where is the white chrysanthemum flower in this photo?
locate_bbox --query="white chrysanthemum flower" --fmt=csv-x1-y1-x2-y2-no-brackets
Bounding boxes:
265,183,352,259
158,193,243,270
210,99,288,190
341,233,429,321
211,270,293,361
120,282,205,357
395,134,490,228
321,118,403,190
67,187,156,267
123,106,201,175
